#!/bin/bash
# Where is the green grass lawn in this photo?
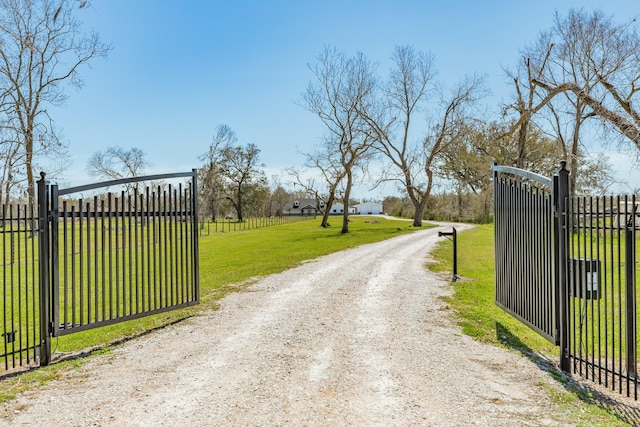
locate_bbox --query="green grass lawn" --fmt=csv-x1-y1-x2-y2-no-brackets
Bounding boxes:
429,224,637,426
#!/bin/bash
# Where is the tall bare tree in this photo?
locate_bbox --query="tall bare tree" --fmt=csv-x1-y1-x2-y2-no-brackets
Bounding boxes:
301,46,376,233
87,146,149,196
199,125,235,220
200,125,267,221
529,10,640,158
360,46,485,226
0,0,110,204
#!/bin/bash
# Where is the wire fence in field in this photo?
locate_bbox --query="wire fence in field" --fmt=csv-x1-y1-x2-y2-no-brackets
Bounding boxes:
199,215,314,235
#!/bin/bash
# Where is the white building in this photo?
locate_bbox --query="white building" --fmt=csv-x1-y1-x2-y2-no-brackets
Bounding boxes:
354,201,383,215
329,202,356,215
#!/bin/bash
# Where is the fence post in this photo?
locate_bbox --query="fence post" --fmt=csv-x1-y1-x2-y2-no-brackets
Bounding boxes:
625,195,637,377
37,172,51,366
555,161,571,372
191,169,200,303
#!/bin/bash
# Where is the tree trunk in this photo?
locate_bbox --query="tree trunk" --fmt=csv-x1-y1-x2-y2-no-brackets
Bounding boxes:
412,196,429,227
516,119,528,169
341,171,352,234
321,191,335,228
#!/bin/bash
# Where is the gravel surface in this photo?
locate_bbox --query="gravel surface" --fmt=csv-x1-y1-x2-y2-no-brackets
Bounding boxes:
1,223,574,426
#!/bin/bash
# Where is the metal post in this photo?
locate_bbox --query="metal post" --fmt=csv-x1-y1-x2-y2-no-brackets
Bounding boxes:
37,172,51,366
452,227,458,281
625,196,637,377
438,227,458,282
191,169,200,303
556,161,571,372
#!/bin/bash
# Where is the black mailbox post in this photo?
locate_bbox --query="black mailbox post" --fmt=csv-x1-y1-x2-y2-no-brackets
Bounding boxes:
438,227,458,282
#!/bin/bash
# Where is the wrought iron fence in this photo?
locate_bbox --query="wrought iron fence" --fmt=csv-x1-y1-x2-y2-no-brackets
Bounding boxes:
494,162,639,400
1,170,200,371
0,204,41,371
567,195,638,399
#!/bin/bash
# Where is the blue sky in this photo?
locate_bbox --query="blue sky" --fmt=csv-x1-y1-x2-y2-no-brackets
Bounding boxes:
50,0,640,197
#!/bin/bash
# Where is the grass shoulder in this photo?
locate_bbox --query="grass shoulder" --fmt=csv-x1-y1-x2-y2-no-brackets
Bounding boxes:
429,223,634,426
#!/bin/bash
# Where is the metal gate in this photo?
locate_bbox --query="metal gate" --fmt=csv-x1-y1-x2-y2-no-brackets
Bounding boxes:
494,162,639,399
493,164,562,345
1,170,200,370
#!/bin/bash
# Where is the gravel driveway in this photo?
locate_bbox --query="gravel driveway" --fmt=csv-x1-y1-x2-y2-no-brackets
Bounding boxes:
2,224,573,426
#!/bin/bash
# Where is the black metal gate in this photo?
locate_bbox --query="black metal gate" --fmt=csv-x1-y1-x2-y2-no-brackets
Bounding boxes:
1,204,41,371
1,171,200,370
493,165,559,344
494,162,639,399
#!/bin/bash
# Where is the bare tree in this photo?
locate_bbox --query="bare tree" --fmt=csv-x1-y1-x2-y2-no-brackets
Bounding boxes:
301,46,377,233
198,125,236,220
530,10,640,157
503,45,554,169
200,125,267,221
505,10,616,193
87,146,149,196
360,46,485,226
0,0,110,205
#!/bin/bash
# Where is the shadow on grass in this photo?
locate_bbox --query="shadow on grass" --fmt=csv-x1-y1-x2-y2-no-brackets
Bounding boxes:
496,322,640,427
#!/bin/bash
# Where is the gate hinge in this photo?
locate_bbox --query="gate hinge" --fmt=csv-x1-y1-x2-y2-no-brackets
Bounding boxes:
48,321,55,334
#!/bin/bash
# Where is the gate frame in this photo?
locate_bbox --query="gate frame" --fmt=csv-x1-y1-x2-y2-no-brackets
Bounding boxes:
493,161,571,372
37,170,200,366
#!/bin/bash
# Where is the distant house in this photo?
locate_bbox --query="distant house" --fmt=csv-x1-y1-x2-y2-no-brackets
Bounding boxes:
329,202,356,215
354,201,383,215
282,198,324,216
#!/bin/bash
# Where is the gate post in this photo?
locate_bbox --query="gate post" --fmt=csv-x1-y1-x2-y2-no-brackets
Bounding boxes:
37,173,51,366
555,161,571,372
625,196,637,376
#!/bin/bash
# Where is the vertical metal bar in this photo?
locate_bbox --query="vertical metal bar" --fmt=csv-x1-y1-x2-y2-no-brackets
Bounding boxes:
139,192,146,312
163,187,169,306
17,204,23,364
71,205,76,329
86,201,92,325
115,194,120,318
37,173,51,366
556,161,571,372
595,196,602,384
146,188,152,310
452,227,458,280
2,205,7,369
625,195,637,383
101,200,106,322
127,194,133,316
168,185,175,305
50,186,60,336
604,195,611,389
152,188,159,309
191,170,200,302
178,183,185,303
617,195,623,393
134,191,140,314
108,194,113,320
62,201,68,330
